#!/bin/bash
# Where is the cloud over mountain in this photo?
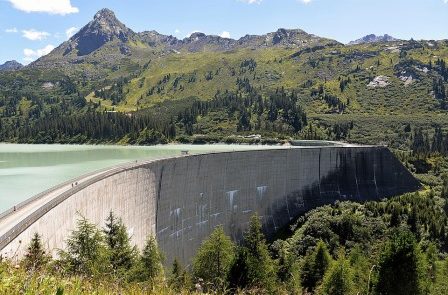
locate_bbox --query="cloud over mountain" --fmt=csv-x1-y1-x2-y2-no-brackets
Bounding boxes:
23,44,55,62
22,29,50,41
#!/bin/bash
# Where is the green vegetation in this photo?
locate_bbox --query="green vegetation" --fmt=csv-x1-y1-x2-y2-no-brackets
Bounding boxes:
1,39,448,147
3,174,448,295
192,226,235,291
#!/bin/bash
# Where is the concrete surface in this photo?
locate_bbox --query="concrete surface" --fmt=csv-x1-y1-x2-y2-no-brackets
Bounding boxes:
0,146,421,265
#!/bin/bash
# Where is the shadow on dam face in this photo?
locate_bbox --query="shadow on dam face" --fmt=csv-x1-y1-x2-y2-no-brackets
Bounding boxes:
0,146,421,266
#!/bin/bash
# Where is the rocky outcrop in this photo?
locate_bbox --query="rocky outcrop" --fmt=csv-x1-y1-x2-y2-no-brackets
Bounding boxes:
367,76,390,88
349,34,399,45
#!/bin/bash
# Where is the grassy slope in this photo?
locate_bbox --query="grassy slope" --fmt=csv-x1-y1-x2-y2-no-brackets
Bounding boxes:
2,39,448,145
82,40,448,145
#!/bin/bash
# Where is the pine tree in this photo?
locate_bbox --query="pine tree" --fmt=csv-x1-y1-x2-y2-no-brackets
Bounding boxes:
376,230,428,295
318,252,354,295
426,243,437,282
59,215,109,276
301,240,332,291
192,226,235,290
169,258,189,291
230,214,277,292
134,235,164,282
23,233,50,271
431,126,444,154
103,211,138,274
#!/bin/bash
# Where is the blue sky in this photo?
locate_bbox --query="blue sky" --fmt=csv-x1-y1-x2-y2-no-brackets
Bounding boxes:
0,0,447,65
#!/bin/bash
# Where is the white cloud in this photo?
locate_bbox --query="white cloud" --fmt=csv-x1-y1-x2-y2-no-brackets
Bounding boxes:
444,0,448,3
220,31,231,38
300,0,312,3
175,29,181,34
65,27,78,39
22,29,50,41
9,0,79,15
239,0,262,4
5,28,18,33
23,44,55,63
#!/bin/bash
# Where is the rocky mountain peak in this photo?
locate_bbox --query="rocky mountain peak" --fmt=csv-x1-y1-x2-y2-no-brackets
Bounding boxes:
94,8,116,21
188,32,207,41
0,60,23,71
67,8,135,56
349,34,399,45
271,28,304,44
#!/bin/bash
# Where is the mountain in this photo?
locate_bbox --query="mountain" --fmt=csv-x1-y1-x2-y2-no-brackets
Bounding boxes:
1,8,448,150
349,34,399,45
31,8,338,74
62,8,137,56
0,60,23,71
31,8,141,74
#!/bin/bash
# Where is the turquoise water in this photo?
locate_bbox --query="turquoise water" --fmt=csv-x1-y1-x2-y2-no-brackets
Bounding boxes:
0,144,273,214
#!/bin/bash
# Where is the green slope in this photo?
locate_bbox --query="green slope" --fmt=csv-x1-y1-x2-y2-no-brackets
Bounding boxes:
1,39,448,147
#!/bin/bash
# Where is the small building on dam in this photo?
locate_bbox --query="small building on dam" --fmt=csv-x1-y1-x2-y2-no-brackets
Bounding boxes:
0,143,421,265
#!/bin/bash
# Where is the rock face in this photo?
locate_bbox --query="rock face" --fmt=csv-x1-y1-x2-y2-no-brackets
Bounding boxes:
237,28,339,49
349,34,398,45
139,30,180,47
139,28,338,52
0,60,23,71
67,8,136,56
368,76,390,88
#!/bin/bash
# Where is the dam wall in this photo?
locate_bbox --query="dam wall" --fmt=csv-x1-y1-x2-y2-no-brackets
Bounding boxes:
0,146,421,265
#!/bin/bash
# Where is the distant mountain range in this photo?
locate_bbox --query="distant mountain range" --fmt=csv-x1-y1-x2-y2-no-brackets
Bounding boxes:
0,9,420,71
30,8,338,69
348,34,399,45
0,60,23,71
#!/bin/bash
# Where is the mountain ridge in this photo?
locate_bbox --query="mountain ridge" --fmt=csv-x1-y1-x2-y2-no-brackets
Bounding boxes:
16,9,448,69
30,8,339,70
0,60,23,71
349,34,399,45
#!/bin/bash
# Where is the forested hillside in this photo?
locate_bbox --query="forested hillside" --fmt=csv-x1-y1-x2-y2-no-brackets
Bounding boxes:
0,9,447,148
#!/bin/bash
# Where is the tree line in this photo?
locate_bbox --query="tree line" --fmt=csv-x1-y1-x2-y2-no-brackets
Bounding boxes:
411,126,448,157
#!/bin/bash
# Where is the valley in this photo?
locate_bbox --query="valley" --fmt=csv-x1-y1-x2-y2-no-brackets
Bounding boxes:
0,9,447,149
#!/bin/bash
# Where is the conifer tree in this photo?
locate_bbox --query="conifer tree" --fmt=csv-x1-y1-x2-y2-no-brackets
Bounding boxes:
301,240,332,291
133,235,164,282
59,215,109,276
192,226,235,290
318,252,354,295
230,214,277,292
103,211,138,274
376,230,428,295
169,258,189,291
23,233,50,271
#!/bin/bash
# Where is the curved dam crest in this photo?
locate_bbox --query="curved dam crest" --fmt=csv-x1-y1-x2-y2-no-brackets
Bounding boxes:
0,146,420,265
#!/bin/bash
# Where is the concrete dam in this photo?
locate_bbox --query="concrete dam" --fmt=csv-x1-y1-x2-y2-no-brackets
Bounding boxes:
0,145,420,265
